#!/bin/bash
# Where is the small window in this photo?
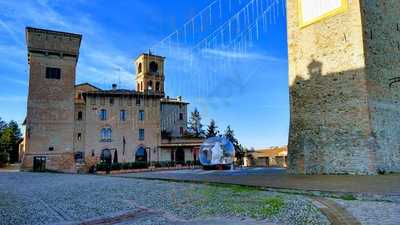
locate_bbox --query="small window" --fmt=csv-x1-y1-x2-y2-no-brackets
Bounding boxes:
139,110,145,121
77,133,82,141
156,82,160,91
136,97,141,105
77,111,83,120
99,109,107,121
46,67,61,79
48,147,54,151
147,80,153,91
120,110,127,121
179,113,183,120
109,98,114,105
101,128,112,142
139,129,145,140
91,150,95,157
138,63,142,73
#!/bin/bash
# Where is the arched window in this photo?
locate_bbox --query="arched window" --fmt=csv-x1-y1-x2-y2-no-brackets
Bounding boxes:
138,63,142,74
135,147,147,162
155,82,160,91
140,82,143,91
147,80,153,90
137,83,140,91
99,109,107,121
149,61,158,73
100,128,112,141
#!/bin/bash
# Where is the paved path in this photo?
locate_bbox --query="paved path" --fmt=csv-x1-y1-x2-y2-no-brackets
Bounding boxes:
114,168,400,200
0,172,328,225
311,198,361,225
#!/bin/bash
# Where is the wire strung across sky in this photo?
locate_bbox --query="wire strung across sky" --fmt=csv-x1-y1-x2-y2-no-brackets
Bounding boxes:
147,0,286,117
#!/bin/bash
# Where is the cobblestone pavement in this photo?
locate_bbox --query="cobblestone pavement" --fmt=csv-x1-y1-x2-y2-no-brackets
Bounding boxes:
0,172,329,225
334,199,400,225
117,168,400,198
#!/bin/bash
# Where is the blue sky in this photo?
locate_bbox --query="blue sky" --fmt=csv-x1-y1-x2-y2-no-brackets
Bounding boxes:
0,0,288,149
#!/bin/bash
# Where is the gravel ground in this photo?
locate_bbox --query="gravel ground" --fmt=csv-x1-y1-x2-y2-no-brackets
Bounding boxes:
0,172,329,225
334,199,400,225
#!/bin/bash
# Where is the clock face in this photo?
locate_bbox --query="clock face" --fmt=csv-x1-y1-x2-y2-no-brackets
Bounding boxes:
149,61,158,73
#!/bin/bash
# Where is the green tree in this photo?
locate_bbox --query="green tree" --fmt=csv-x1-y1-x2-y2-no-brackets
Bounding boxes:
224,125,244,165
206,119,219,138
189,108,204,137
0,120,22,163
0,117,6,136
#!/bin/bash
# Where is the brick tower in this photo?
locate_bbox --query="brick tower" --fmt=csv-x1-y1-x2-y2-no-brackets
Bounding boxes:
21,27,82,172
135,53,165,95
287,1,400,174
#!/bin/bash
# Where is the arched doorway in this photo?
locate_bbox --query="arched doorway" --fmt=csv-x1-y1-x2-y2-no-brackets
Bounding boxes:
100,149,112,164
175,148,185,164
135,147,147,162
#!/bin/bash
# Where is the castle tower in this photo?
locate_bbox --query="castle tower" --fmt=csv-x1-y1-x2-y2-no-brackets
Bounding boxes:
22,27,82,172
287,0,400,174
135,53,165,95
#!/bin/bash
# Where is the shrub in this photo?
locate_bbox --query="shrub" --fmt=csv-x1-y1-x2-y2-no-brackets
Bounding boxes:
111,163,121,170
95,162,109,171
121,162,130,170
0,152,9,167
341,194,356,201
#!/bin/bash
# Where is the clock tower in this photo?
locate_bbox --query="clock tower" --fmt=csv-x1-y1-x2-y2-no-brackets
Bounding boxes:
135,53,165,95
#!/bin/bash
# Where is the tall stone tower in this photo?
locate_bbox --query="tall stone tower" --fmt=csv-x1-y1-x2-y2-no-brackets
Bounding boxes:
135,53,165,95
22,27,82,172
287,1,400,174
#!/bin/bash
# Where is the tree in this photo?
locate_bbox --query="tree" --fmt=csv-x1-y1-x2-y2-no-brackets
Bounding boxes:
224,125,239,149
224,125,243,165
0,117,6,137
0,120,22,163
206,119,219,138
188,108,204,137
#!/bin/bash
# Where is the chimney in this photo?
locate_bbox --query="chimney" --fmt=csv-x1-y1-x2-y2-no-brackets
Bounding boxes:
112,84,117,90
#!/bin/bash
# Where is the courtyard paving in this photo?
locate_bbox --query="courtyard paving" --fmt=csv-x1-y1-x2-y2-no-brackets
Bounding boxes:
115,168,400,200
0,171,330,225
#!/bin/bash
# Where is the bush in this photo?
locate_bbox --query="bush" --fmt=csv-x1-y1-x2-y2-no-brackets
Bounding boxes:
0,152,9,167
121,162,130,170
95,162,109,171
111,163,121,170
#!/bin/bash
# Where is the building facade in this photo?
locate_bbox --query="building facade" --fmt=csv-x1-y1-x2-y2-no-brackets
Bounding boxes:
21,27,202,172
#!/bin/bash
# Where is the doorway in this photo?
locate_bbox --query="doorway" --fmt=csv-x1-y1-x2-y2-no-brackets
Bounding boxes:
175,148,185,164
33,156,46,172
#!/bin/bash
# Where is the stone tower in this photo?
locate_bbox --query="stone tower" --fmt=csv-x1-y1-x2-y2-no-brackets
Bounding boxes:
135,53,165,95
287,1,400,174
22,27,82,172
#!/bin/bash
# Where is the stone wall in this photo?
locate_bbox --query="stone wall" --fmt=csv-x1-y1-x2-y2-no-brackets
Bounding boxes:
362,1,400,172
286,0,377,174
